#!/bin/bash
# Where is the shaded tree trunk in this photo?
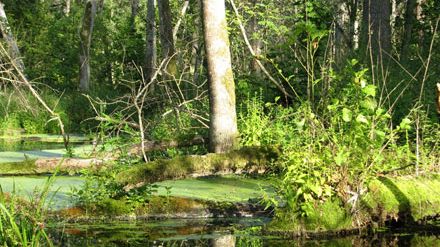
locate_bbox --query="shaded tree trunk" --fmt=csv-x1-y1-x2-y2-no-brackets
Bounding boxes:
400,0,417,60
202,0,239,153
360,0,392,62
0,1,25,73
130,0,140,31
145,0,157,82
79,0,97,92
158,0,176,75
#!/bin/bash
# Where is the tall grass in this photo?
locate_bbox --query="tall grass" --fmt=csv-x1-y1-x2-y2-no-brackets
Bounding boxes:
0,175,56,246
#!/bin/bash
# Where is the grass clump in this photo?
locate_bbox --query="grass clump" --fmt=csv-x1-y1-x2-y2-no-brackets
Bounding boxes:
0,175,55,246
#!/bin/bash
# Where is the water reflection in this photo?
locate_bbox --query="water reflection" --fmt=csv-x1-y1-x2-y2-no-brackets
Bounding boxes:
48,218,440,247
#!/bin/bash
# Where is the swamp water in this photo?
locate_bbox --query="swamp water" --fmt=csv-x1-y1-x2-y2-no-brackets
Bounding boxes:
0,138,439,246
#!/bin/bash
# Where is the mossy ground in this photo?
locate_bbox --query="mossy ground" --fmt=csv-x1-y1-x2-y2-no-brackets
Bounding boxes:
269,175,440,232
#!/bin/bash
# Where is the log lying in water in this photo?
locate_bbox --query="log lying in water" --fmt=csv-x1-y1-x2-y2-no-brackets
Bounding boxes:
34,158,106,172
117,146,281,188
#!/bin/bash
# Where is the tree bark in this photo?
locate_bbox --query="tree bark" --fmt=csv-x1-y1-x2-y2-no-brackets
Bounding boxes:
158,0,176,75
202,0,239,153
400,0,417,61
79,0,97,92
130,0,140,31
360,0,392,62
0,1,25,73
64,0,71,16
145,0,157,82
249,0,262,75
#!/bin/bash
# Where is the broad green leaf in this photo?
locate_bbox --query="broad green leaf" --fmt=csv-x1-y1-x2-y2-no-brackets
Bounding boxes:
342,108,352,122
356,114,368,124
362,85,377,96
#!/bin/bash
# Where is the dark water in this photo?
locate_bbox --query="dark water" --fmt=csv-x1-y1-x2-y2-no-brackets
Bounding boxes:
47,218,440,247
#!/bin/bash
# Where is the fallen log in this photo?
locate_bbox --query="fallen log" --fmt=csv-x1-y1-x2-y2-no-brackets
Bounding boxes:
117,146,281,189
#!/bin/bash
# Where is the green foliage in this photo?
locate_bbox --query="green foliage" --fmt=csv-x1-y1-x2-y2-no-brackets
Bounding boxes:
0,175,55,246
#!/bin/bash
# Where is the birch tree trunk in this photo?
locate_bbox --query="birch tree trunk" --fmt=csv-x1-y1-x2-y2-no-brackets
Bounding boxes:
202,0,239,153
79,0,97,92
0,1,25,73
145,0,157,82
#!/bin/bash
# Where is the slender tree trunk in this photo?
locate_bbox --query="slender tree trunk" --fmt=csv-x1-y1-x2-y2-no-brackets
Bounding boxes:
202,0,239,153
145,0,157,82
158,0,176,75
0,1,25,73
79,0,97,92
400,0,417,60
130,0,140,31
249,0,262,75
348,0,359,49
334,1,349,66
64,0,71,16
360,0,392,62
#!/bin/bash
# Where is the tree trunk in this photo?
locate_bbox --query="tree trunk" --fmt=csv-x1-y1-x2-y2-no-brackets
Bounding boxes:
79,0,97,92
145,0,157,82
202,0,239,153
64,0,71,16
348,0,359,49
130,0,140,31
0,1,25,73
400,0,417,61
158,0,176,75
249,0,262,75
360,0,392,62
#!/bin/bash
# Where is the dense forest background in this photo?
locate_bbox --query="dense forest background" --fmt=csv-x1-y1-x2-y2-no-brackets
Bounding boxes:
1,0,438,134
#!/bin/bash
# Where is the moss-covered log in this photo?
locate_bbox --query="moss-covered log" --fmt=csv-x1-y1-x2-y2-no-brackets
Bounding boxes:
117,146,280,186
268,175,440,235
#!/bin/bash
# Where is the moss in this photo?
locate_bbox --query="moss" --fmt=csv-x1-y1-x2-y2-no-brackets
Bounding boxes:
269,175,440,232
361,175,440,224
270,198,353,232
140,196,205,215
116,146,280,186
95,198,132,215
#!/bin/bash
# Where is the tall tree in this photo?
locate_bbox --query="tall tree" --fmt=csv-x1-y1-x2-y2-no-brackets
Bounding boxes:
360,0,392,62
202,0,239,153
400,0,417,60
0,1,25,73
130,0,140,31
145,0,157,82
158,0,176,75
79,0,97,92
